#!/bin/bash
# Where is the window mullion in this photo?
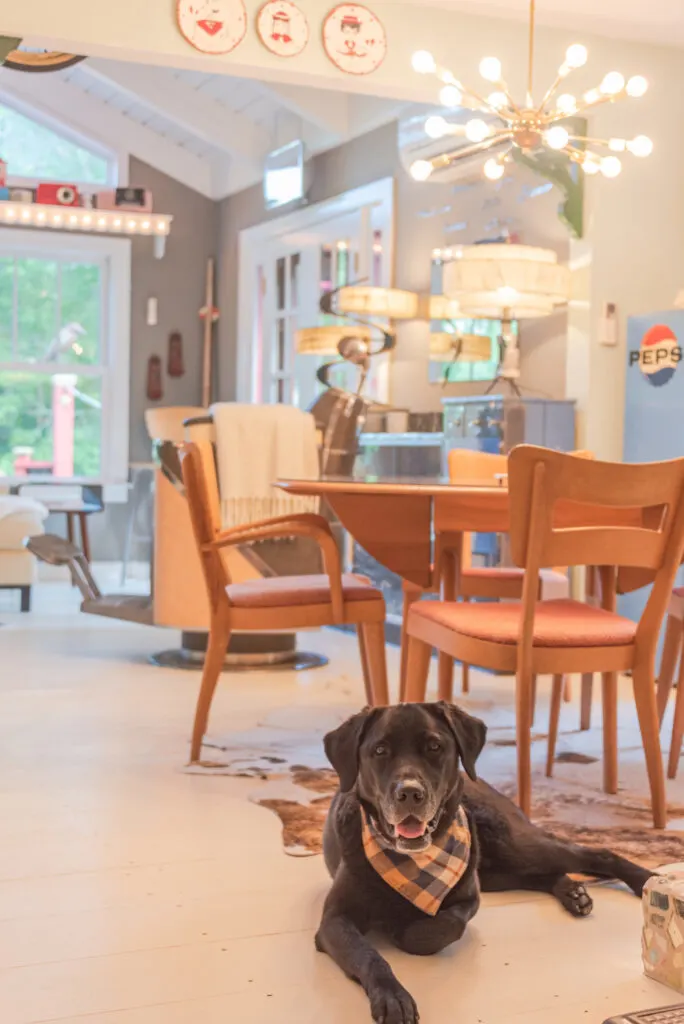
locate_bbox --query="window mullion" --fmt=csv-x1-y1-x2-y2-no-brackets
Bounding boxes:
11,259,17,360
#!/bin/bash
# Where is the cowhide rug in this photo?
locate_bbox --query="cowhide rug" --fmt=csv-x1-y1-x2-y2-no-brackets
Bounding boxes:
184,700,684,866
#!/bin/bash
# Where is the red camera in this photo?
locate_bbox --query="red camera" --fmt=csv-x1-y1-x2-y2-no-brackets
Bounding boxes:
36,183,80,207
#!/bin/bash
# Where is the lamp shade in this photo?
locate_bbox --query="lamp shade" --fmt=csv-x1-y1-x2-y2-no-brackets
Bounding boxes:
429,332,492,362
335,286,419,319
429,294,461,320
443,244,570,319
295,325,373,355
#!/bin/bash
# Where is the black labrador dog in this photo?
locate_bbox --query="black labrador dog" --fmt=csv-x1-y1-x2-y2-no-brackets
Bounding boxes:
316,702,652,1024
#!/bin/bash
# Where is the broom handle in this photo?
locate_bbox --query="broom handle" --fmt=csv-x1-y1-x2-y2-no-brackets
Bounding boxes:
202,257,214,408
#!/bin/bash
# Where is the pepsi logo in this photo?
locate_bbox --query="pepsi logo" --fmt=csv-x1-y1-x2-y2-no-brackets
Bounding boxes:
629,324,682,387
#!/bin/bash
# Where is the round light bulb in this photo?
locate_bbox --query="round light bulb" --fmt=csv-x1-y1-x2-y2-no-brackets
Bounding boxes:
412,50,436,74
425,115,448,139
544,125,570,150
600,155,622,178
439,84,462,107
626,75,648,98
464,118,490,142
483,157,505,181
600,71,625,96
565,43,588,69
582,157,600,175
555,93,577,114
410,159,433,181
628,135,653,157
583,88,601,104
487,91,508,109
479,56,502,82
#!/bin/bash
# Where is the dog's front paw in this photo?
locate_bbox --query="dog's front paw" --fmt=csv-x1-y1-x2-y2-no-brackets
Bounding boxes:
369,980,419,1024
553,877,593,917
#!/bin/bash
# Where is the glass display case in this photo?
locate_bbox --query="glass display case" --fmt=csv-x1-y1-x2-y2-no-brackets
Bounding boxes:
442,395,576,467
355,432,443,479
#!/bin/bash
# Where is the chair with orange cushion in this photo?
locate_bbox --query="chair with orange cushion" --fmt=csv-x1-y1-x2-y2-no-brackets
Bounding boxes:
399,447,574,702
181,441,388,762
404,444,684,828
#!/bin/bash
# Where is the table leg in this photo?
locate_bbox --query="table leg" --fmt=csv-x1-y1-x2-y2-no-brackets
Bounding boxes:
437,549,456,701
79,512,91,564
66,512,74,545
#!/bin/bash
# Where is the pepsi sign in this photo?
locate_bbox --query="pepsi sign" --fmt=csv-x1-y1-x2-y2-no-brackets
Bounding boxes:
628,323,682,387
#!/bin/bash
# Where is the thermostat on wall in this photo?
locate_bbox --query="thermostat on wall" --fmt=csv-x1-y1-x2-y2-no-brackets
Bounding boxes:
600,301,618,346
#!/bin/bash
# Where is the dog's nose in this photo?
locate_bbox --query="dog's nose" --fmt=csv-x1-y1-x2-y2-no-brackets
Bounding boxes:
394,780,427,808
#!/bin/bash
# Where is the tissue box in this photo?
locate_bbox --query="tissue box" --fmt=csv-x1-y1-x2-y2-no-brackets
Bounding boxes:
642,872,684,992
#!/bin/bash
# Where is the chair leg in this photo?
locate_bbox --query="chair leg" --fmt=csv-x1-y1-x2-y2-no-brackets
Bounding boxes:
20,586,31,613
515,667,534,817
189,614,230,763
632,665,667,829
562,676,572,702
668,650,684,778
601,671,618,795
530,675,537,726
361,622,389,706
658,614,683,724
580,673,593,731
437,653,455,702
357,626,373,705
546,674,563,777
404,637,432,703
399,588,421,703
461,662,470,694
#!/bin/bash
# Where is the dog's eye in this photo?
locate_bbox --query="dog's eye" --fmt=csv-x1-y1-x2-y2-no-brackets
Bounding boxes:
426,739,442,753
373,743,389,757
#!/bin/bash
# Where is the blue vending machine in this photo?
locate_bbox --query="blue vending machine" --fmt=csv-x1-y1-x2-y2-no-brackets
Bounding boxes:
621,309,684,626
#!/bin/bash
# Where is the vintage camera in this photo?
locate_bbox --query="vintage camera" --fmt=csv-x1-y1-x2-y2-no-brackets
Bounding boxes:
9,187,35,204
96,188,153,213
36,183,80,207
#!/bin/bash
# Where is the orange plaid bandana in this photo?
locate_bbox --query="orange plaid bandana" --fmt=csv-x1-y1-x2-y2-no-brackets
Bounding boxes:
361,806,472,916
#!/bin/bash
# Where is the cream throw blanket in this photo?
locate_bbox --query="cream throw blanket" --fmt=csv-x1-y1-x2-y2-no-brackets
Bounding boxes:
0,496,48,523
211,403,320,528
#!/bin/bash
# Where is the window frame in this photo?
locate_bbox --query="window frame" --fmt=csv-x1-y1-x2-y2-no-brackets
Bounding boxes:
0,94,123,191
0,228,131,498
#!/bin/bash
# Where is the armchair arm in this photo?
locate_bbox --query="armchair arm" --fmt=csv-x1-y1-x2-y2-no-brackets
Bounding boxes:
205,513,345,622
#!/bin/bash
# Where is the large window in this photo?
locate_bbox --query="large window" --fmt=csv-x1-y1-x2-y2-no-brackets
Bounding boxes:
0,101,114,186
0,231,131,492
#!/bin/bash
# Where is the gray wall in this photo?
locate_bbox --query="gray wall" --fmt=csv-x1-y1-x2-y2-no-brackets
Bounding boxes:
215,122,569,412
88,157,218,560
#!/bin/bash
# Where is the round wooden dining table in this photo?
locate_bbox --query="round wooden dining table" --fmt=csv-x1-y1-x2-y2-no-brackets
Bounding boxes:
276,475,509,591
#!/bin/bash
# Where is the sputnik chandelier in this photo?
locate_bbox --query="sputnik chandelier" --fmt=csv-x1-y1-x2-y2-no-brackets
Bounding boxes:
409,0,652,184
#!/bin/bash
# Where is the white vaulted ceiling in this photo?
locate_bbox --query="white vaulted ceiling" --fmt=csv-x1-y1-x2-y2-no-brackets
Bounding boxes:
0,57,418,200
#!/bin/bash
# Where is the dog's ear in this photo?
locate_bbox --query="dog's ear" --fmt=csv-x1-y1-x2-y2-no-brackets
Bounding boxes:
324,708,377,792
434,701,487,781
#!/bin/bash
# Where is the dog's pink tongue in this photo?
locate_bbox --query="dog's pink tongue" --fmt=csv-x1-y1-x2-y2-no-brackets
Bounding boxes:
396,817,427,839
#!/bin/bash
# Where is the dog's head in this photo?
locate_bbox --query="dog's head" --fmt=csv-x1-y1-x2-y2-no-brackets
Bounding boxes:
324,702,486,854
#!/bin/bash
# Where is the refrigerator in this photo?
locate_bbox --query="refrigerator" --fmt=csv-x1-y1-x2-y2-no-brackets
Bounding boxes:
621,309,684,627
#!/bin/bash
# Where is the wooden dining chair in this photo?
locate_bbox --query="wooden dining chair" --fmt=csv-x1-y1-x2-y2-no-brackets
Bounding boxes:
399,447,581,702
404,445,684,828
181,441,389,762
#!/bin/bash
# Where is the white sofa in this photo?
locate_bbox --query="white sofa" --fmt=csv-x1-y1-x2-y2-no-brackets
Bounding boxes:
0,498,48,611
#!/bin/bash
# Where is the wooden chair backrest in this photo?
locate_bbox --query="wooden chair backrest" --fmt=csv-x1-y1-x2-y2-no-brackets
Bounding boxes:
448,448,508,483
180,441,230,610
508,445,684,654
145,406,206,443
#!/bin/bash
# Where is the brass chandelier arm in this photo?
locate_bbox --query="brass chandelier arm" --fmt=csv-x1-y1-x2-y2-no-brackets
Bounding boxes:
432,130,514,171
527,0,536,104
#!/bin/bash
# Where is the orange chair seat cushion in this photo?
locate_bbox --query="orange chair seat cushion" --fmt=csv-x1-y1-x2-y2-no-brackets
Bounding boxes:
226,573,381,609
411,598,636,648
